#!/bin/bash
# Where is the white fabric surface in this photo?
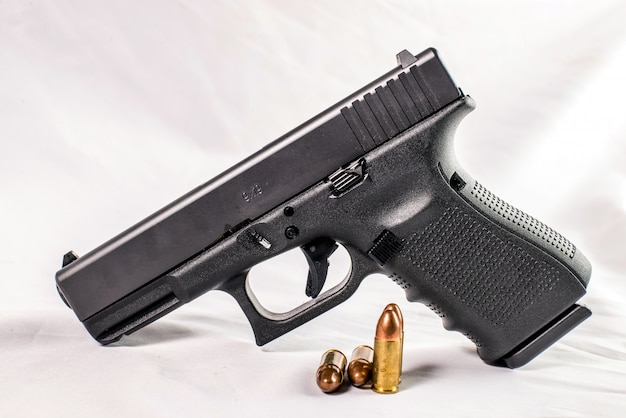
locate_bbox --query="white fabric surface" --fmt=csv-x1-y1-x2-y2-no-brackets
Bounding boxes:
2,1,626,416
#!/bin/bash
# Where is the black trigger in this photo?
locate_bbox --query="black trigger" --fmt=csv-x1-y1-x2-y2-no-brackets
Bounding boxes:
300,237,338,298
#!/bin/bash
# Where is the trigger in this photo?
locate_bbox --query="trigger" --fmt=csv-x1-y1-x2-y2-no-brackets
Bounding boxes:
300,237,339,298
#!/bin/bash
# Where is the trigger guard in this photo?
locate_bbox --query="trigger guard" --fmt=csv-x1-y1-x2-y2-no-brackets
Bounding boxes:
219,244,380,346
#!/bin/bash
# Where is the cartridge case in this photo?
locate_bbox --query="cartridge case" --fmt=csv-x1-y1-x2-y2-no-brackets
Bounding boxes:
316,349,347,393
372,306,403,394
348,345,374,387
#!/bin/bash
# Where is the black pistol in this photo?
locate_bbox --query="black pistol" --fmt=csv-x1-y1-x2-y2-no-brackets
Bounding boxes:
56,48,591,368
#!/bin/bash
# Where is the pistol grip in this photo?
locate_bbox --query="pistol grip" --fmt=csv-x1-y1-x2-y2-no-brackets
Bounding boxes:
218,244,378,346
387,174,591,367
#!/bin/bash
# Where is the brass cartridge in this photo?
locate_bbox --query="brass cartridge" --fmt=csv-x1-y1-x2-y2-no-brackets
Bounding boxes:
347,345,374,387
384,303,404,379
316,349,347,393
372,306,403,394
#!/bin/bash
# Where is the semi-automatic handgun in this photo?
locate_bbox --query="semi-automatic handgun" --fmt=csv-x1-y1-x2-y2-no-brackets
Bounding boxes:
55,48,591,368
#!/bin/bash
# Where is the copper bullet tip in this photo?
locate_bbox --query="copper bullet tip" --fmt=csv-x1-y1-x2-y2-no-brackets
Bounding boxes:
375,308,402,341
348,345,374,387
384,303,404,326
316,365,343,393
316,349,346,393
348,359,372,387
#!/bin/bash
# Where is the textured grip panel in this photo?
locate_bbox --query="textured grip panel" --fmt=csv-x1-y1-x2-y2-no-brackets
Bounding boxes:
470,182,576,259
402,206,560,327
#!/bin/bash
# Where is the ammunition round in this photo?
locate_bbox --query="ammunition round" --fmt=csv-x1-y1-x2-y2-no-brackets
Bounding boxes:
316,349,347,393
372,307,403,394
384,303,404,380
348,345,374,387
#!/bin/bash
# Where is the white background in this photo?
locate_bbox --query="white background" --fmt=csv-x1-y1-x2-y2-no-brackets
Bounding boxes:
2,1,626,416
